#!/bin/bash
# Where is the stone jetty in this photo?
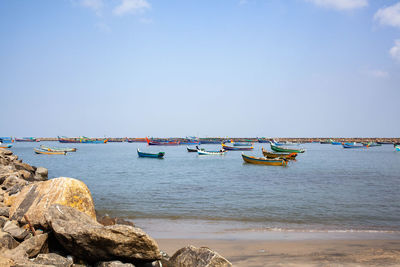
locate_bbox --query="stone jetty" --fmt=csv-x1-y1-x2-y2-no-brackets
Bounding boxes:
0,148,232,267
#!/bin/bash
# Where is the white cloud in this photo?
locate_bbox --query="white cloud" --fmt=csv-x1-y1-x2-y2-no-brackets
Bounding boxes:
390,39,400,62
113,0,150,16
306,0,368,10
374,2,400,28
79,0,104,16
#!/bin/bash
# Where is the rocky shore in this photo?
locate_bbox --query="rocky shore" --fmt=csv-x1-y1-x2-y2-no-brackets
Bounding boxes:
0,148,232,267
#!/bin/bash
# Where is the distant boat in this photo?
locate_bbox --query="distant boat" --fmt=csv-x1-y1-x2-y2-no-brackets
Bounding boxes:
40,145,77,152
257,139,270,143
58,136,107,143
58,136,81,143
0,137,14,143
342,143,366,149
241,153,288,166
222,143,253,151
187,146,204,152
15,137,38,142
146,137,180,146
199,140,221,144
331,141,342,145
362,142,381,147
229,140,253,147
137,148,165,158
34,148,66,155
270,144,305,153
261,148,297,160
197,149,226,155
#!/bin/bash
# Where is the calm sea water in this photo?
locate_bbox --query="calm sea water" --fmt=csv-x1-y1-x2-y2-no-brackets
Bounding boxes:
9,142,400,236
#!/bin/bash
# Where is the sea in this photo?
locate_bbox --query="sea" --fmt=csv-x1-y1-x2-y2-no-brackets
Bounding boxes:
9,141,400,240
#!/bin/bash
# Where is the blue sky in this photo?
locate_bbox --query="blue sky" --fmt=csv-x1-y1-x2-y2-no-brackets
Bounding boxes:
1,0,399,137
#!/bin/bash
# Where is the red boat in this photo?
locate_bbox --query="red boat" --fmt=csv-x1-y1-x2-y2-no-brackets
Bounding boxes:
146,137,180,146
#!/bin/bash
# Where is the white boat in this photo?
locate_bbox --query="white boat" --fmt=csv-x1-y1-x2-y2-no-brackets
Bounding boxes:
197,150,226,155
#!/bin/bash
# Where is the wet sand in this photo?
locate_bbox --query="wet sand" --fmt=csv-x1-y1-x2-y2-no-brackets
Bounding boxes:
157,238,400,266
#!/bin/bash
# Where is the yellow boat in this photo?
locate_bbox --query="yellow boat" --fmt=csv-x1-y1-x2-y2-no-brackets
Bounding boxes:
242,153,287,166
261,147,297,160
34,148,66,155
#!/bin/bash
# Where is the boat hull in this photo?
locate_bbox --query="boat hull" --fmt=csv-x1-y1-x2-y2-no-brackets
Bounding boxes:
242,154,287,166
0,145,12,148
197,150,226,155
270,144,305,153
261,148,297,160
222,144,253,151
137,149,165,158
34,148,66,155
40,145,77,152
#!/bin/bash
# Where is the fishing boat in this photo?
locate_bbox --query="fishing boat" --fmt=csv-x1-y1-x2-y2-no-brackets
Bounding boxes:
187,146,205,152
137,148,165,158
362,142,381,147
80,137,108,143
342,143,367,149
395,145,400,151
270,144,305,153
331,141,342,145
261,148,297,160
197,149,226,155
241,153,287,166
146,137,180,146
0,144,12,148
0,137,14,143
40,145,77,152
228,140,253,147
34,148,66,155
222,143,253,151
15,137,38,142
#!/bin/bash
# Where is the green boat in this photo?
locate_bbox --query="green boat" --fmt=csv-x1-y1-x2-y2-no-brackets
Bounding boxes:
270,144,305,153
40,145,77,152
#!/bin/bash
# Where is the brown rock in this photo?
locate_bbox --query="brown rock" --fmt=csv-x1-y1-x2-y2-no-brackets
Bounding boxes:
0,206,9,217
96,261,135,267
0,230,19,249
13,161,36,173
33,253,73,267
0,256,14,267
2,221,29,240
33,167,48,181
46,204,161,263
9,177,96,228
18,170,32,180
2,233,48,260
170,245,232,267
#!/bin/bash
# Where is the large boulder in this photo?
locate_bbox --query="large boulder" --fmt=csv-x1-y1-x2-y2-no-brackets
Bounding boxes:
8,177,96,228
2,221,29,240
33,167,48,181
46,204,161,263
0,230,19,249
169,245,232,267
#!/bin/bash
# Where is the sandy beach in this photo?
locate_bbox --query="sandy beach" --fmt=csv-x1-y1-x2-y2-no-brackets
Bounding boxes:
157,238,400,266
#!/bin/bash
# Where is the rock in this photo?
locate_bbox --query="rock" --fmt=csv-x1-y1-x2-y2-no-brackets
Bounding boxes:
0,256,14,267
33,167,48,181
18,170,33,180
9,177,96,228
33,253,73,267
2,220,29,240
13,161,36,174
169,245,232,267
96,214,135,227
2,175,29,191
0,206,9,217
0,148,13,156
46,204,161,263
96,261,136,267
0,230,20,249
2,233,48,259
0,216,8,228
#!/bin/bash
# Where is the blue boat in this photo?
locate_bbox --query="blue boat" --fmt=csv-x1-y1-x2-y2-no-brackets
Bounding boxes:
342,143,366,149
395,145,400,151
0,144,12,148
137,148,165,158
0,137,13,143
331,142,342,145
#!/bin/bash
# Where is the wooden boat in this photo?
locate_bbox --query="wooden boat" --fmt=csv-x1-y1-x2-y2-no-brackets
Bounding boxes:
0,144,12,148
137,148,165,158
222,143,253,151
34,148,66,155
58,136,81,143
242,153,287,166
187,146,205,152
261,148,297,160
197,149,226,155
270,144,305,153
362,142,381,147
0,137,14,143
331,141,342,145
40,145,77,152
230,141,253,147
257,139,270,143
146,137,180,146
342,143,367,149
15,137,37,142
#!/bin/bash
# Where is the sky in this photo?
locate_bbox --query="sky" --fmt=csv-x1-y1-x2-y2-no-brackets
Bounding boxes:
1,0,399,138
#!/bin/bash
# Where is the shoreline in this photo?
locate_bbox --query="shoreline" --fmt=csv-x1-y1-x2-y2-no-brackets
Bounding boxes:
132,218,400,241
156,238,400,266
